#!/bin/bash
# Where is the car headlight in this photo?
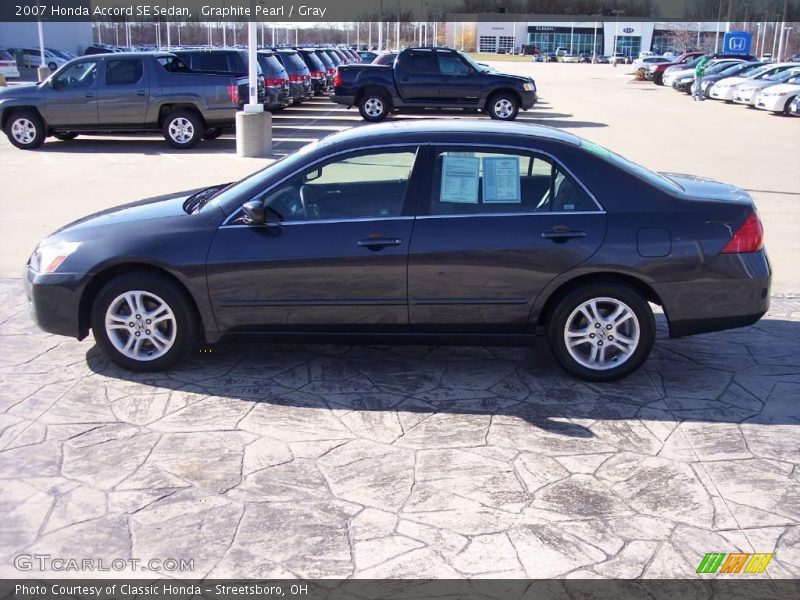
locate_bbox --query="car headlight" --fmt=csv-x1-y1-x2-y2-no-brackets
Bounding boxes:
523,82,535,92
760,90,785,97
30,241,81,273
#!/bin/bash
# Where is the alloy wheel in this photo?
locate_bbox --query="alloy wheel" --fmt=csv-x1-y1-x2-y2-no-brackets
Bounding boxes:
364,97,384,118
563,297,640,371
168,117,194,144
493,98,514,119
105,290,177,361
11,118,36,145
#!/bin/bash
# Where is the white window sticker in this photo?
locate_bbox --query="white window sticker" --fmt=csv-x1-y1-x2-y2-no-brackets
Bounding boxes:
482,156,521,203
440,156,480,203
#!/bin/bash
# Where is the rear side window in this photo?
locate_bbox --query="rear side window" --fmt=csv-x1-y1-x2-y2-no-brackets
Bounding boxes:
156,56,190,72
106,59,143,85
428,148,599,215
280,52,307,73
196,53,230,72
258,54,284,77
406,52,437,74
301,52,324,71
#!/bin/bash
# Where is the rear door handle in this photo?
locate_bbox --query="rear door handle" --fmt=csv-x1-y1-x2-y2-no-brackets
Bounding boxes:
84,92,95,98
358,238,403,250
541,229,586,240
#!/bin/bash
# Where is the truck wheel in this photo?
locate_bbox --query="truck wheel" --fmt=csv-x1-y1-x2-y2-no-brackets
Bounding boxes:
546,283,655,382
5,110,46,150
53,133,78,141
163,110,203,149
91,271,198,372
202,127,224,140
488,93,519,121
358,92,390,122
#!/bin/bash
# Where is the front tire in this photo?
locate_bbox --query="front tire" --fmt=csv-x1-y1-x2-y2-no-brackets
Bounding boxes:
358,92,390,122
91,272,197,372
5,110,46,150
162,110,203,149
546,283,655,382
488,93,520,121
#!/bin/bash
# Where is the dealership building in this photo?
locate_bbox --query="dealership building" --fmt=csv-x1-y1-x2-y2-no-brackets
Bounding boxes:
476,21,727,57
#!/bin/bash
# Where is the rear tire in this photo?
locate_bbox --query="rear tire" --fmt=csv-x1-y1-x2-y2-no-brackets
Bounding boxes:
546,283,655,382
5,109,46,150
358,91,390,122
91,272,197,372
162,110,203,149
487,93,519,121
53,132,78,141
202,127,224,140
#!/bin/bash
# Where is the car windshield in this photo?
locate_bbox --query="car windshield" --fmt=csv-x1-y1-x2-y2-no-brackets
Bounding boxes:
581,139,683,193
706,62,737,74
196,141,323,212
767,68,799,81
460,52,486,72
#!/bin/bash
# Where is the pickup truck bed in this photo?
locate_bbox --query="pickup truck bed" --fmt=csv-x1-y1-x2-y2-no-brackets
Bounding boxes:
0,52,240,150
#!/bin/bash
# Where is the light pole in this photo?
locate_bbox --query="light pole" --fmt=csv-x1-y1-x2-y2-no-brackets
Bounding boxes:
778,25,793,61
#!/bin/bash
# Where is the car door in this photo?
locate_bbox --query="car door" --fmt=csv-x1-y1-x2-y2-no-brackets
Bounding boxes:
206,146,423,332
435,51,482,103
97,57,149,125
407,145,607,332
396,50,441,103
41,59,99,127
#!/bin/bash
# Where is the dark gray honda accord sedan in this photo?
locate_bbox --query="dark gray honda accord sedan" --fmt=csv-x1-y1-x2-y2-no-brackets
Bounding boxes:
24,121,771,381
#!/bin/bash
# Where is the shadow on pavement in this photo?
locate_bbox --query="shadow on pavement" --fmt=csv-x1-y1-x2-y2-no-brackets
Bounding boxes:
86,313,800,438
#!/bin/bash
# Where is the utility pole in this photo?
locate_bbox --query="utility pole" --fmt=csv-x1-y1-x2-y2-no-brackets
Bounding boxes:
776,0,788,61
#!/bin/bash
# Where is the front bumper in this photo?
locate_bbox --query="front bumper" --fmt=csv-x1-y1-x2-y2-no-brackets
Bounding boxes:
24,266,87,340
733,89,758,105
653,251,771,338
521,91,537,109
710,87,735,101
755,94,788,111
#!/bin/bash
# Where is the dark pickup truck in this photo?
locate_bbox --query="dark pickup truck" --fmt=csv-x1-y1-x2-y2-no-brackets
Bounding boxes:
332,47,537,121
0,52,240,150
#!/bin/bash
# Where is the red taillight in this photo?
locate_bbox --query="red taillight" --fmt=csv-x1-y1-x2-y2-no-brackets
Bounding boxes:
326,67,335,75
312,70,324,78
721,212,764,254
333,70,342,87
226,84,238,105
289,74,304,83
265,77,286,87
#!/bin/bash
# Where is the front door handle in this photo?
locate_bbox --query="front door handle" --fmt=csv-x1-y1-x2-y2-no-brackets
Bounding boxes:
358,237,403,250
84,92,95,98
542,229,586,241
136,89,146,96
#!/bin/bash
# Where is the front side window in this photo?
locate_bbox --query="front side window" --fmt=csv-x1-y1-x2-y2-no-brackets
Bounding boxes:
252,149,418,223
437,55,470,76
106,59,143,85
54,60,97,88
428,148,598,215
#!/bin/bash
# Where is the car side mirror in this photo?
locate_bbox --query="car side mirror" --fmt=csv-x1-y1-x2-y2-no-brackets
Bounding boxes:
467,68,476,75
242,200,265,225
48,78,60,89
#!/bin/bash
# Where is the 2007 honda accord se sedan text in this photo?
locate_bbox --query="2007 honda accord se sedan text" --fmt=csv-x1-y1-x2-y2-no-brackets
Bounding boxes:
24,121,771,381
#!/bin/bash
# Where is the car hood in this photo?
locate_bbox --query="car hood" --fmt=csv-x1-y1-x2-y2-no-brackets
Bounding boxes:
714,76,751,87
734,79,778,90
51,190,200,237
489,72,534,85
0,83,42,99
661,173,751,204
759,82,800,94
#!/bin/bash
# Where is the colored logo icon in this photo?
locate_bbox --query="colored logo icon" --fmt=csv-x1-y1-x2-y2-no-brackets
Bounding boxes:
696,552,773,574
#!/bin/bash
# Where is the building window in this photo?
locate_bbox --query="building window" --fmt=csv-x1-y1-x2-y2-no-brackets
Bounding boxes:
528,32,602,55
479,36,497,53
613,35,641,57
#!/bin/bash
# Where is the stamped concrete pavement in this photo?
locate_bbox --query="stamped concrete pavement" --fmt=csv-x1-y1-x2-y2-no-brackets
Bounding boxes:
1,277,798,580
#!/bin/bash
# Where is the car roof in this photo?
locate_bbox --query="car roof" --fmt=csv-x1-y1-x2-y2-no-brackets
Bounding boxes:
323,120,581,147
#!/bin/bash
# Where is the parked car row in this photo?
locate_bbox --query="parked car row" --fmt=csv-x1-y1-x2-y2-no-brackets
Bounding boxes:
1,47,76,72
658,54,800,116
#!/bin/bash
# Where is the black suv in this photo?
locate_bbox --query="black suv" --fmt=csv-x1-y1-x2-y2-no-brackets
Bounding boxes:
273,49,313,104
